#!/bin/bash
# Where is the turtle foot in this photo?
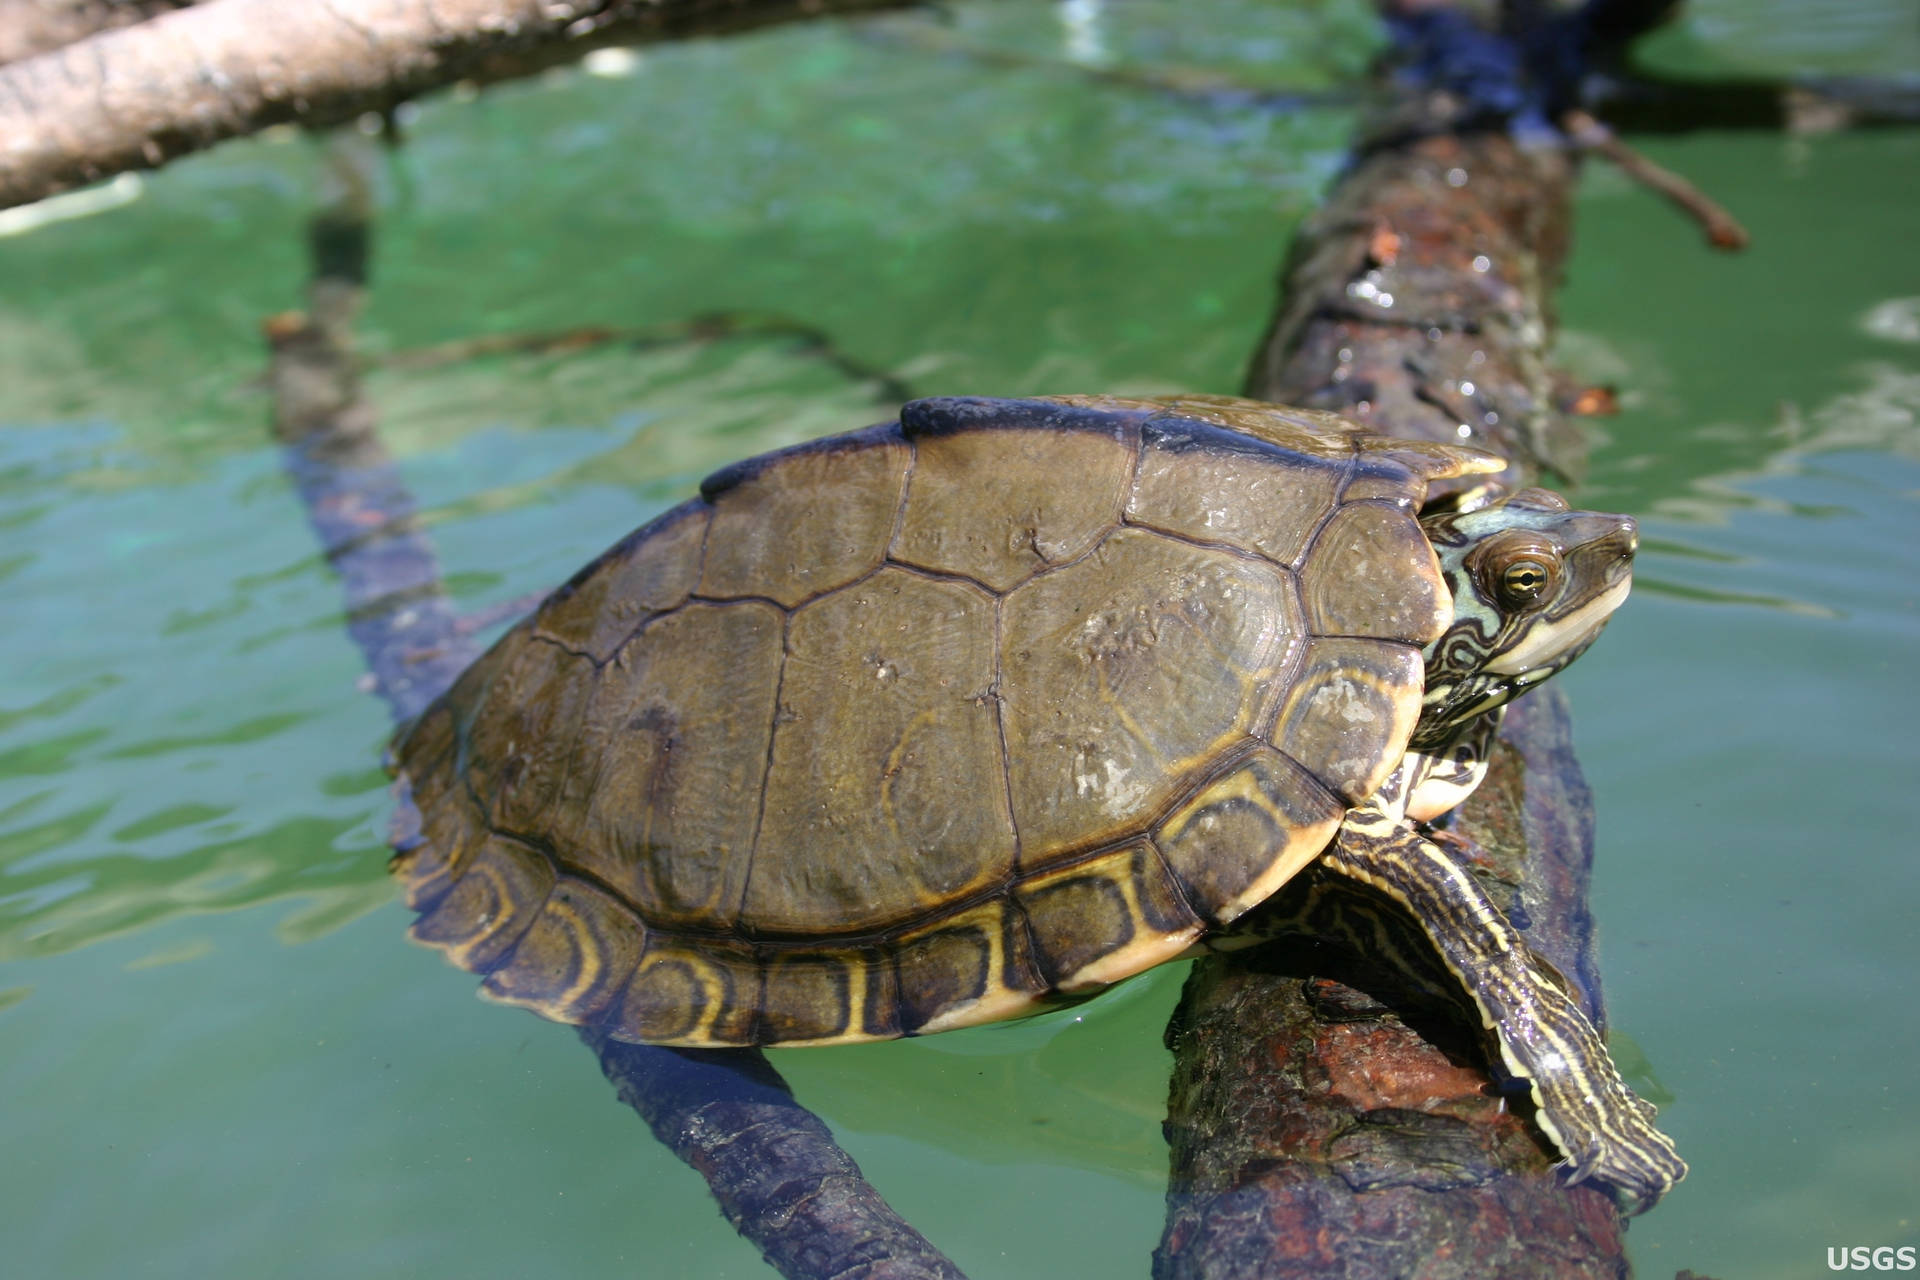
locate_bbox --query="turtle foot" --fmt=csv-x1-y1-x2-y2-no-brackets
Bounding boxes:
1533,1072,1688,1214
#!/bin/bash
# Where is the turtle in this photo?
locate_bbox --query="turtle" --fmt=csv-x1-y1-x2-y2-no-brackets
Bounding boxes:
389,393,1685,1209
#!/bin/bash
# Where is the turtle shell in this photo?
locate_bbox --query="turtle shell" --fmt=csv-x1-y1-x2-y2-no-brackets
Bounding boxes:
391,395,1501,1046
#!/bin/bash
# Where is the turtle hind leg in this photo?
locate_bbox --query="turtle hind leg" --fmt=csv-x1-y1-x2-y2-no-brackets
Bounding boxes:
1326,804,1688,1213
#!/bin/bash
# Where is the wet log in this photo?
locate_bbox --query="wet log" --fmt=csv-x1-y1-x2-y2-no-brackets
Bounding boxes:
0,0,919,211
1157,6,1679,1277
270,141,965,1280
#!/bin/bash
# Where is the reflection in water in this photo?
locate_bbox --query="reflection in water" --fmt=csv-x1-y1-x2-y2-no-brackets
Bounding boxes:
1631,575,1838,617
1595,360,1917,616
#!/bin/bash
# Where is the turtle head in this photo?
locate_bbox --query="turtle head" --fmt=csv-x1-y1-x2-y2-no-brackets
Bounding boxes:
1413,487,1637,747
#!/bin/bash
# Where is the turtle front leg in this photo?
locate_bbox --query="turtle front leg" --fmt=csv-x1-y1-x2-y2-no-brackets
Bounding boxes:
1326,802,1688,1212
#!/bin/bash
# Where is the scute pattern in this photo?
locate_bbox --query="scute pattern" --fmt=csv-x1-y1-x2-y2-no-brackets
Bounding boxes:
578,601,782,931
532,504,707,661
1270,638,1426,806
699,430,908,607
1298,501,1449,643
1152,746,1346,925
893,415,1136,591
746,568,1010,935
393,396,1488,1047
1126,418,1343,566
998,527,1302,859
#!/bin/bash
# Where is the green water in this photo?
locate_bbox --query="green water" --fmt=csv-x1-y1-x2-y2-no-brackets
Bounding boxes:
2,2,1914,1276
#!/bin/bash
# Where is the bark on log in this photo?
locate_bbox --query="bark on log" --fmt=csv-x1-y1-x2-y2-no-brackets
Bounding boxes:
271,143,966,1280
0,0,918,211
0,0,199,66
1157,8,1674,1276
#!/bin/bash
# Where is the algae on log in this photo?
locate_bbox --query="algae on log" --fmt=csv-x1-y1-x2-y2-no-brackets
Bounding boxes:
1158,93,1649,1280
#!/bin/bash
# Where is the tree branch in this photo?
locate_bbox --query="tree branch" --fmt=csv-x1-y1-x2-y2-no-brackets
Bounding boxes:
0,0,200,67
0,0,920,210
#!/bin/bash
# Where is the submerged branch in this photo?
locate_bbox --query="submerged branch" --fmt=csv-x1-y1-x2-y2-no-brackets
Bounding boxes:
271,137,965,1280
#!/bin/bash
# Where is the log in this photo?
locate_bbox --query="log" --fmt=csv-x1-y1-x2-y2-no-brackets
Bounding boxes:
1157,5,1683,1276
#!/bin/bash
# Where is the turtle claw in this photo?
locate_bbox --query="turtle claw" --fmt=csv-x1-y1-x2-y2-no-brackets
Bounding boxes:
1534,1076,1688,1213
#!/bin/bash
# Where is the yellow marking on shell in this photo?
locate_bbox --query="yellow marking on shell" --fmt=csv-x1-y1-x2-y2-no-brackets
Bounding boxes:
916,982,1047,1035
843,954,869,1041
630,950,735,1045
1352,434,1509,481
1088,621,1291,804
761,1017,903,1050
1271,640,1424,807
1156,758,1344,925
906,903,1044,1036
1059,861,1204,992
437,860,523,968
437,802,488,880
543,894,603,1014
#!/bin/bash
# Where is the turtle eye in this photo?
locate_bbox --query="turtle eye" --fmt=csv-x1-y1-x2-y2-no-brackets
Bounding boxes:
1496,554,1558,606
1469,532,1563,610
1497,556,1559,602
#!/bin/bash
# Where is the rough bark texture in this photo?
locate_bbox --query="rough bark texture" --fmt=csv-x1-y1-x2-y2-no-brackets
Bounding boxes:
1244,132,1585,492
1156,32,1648,1280
0,0,199,66
0,0,917,210
272,144,966,1280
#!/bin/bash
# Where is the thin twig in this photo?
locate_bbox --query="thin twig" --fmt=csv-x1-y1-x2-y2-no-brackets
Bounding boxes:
1564,107,1750,250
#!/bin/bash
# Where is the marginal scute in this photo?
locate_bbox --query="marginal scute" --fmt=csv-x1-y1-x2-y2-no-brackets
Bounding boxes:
1352,434,1506,483
1153,746,1345,925
893,915,995,1033
745,569,1009,936
999,528,1304,860
1299,501,1450,644
532,503,708,661
1146,398,1361,459
1016,841,1204,991
1270,638,1425,806
613,941,760,1046
1127,418,1346,567
579,600,783,930
890,901,1044,1034
412,781,487,892
759,952,858,1044
894,422,1135,591
409,837,555,972
699,429,908,607
482,878,646,1023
